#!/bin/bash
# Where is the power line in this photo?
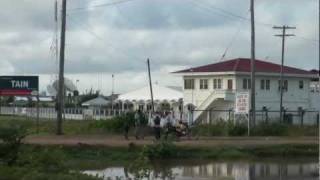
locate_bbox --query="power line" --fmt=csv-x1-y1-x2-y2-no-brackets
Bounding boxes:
188,0,319,44
190,0,274,27
187,0,247,22
67,15,143,64
220,10,250,61
68,0,138,12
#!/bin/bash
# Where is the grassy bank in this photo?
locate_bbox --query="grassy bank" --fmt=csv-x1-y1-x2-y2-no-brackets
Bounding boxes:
21,143,318,170
0,115,318,137
0,140,318,179
0,143,317,179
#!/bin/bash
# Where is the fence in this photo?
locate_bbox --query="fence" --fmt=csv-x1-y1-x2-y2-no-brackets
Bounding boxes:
1,106,319,127
192,109,320,126
0,106,128,121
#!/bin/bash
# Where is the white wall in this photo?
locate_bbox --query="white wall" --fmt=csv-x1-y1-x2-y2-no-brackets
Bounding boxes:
236,75,312,111
183,75,235,107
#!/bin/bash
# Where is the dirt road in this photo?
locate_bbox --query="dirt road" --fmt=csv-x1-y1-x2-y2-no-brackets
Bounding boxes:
24,135,318,148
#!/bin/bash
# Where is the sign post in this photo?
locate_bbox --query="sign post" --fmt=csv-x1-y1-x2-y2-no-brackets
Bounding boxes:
0,76,39,132
235,92,250,136
0,76,39,96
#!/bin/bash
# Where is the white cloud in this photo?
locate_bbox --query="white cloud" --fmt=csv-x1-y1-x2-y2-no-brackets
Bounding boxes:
0,0,318,95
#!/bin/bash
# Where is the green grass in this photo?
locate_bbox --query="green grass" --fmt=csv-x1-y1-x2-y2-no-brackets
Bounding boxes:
0,115,318,137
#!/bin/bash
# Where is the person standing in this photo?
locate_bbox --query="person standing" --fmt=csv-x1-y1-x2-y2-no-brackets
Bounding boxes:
134,110,142,140
153,113,161,140
123,116,130,140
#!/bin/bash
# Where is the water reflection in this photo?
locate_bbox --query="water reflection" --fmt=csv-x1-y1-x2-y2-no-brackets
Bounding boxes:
84,161,318,180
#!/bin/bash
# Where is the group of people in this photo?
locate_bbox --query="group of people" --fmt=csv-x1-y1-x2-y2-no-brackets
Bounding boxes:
124,110,188,140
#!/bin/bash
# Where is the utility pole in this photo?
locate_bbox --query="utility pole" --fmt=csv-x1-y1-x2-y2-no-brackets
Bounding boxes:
250,0,256,131
57,0,67,135
147,59,155,113
273,25,295,123
316,0,320,173
111,74,114,111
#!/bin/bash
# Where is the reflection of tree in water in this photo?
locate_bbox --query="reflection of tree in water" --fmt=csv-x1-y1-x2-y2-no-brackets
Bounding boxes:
126,156,176,179
151,161,176,180
127,155,152,179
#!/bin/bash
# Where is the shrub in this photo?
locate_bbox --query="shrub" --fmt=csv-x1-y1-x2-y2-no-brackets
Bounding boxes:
191,120,246,136
227,122,248,136
91,113,135,133
251,123,288,136
142,141,177,159
191,122,228,136
0,121,29,166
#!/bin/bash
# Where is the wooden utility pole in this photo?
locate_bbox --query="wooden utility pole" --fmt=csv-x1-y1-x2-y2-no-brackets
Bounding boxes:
316,0,320,173
147,59,155,113
111,74,114,111
273,25,295,123
250,0,256,131
57,0,67,135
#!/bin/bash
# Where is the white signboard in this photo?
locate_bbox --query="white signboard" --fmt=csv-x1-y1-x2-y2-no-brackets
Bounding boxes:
235,92,250,114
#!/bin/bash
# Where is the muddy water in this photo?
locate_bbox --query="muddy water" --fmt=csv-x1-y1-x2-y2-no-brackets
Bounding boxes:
84,159,319,180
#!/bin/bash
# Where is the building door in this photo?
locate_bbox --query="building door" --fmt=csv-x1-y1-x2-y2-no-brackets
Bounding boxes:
227,79,233,90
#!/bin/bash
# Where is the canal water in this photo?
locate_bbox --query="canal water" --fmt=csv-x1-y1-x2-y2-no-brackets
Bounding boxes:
84,159,319,180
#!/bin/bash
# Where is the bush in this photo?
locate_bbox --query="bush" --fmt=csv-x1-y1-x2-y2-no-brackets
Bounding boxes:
191,120,247,136
142,141,177,159
90,112,150,134
191,121,228,136
0,121,29,165
91,113,135,133
0,166,102,180
251,123,288,136
227,122,248,136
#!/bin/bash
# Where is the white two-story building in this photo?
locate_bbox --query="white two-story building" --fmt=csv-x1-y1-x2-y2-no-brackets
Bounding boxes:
173,58,319,124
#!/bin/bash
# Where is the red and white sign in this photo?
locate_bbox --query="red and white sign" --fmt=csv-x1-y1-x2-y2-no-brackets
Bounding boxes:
235,92,250,114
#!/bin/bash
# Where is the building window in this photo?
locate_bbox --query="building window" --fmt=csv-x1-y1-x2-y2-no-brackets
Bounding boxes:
227,79,233,90
243,78,251,90
266,80,270,90
200,79,208,89
213,79,222,89
260,79,265,90
278,80,288,91
260,79,270,90
184,79,194,90
299,80,304,89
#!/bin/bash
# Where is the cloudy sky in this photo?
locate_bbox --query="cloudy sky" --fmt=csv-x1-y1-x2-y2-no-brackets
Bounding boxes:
0,0,318,95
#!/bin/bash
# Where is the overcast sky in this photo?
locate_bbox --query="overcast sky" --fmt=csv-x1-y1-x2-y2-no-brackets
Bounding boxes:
0,0,318,95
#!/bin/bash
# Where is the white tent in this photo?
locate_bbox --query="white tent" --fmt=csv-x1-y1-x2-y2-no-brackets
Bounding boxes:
118,84,182,102
82,96,110,107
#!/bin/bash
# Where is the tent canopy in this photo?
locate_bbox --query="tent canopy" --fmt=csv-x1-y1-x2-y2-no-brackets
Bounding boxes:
118,84,182,102
82,96,110,106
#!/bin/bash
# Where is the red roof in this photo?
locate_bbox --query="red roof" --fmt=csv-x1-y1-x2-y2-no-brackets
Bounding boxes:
174,58,314,75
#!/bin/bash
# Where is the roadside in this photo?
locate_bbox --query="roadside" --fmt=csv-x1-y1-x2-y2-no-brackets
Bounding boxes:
25,135,318,147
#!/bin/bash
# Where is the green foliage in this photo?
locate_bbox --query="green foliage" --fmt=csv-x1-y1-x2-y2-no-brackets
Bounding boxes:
0,120,102,180
251,123,288,136
0,166,101,180
227,122,248,136
128,154,152,179
91,113,135,133
28,148,67,173
192,121,318,137
0,121,30,165
192,120,248,136
142,141,177,159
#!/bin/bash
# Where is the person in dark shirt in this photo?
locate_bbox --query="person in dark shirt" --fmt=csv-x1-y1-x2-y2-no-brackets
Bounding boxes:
153,113,161,140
